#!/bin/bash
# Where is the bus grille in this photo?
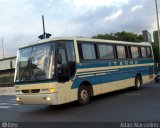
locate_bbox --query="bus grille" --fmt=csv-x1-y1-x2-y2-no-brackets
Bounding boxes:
21,90,29,93
31,89,40,93
21,89,40,94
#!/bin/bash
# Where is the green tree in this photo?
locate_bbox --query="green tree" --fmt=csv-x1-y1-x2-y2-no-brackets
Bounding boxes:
92,31,143,42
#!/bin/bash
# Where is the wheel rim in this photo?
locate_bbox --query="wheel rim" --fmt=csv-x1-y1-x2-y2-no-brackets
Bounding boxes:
136,79,141,88
80,90,88,102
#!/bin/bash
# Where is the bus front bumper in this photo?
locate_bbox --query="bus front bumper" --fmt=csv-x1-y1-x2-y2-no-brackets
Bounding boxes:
16,93,59,105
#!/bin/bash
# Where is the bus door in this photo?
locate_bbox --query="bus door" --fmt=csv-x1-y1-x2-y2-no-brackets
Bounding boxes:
56,43,69,82
55,42,72,104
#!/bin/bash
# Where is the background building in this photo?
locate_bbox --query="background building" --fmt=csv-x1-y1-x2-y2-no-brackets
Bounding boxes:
0,56,16,87
153,30,160,63
153,30,160,48
142,30,152,43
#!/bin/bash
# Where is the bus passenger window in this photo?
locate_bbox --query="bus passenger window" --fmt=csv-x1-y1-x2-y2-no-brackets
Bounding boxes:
146,47,152,57
99,44,114,60
130,46,139,58
81,43,96,60
116,45,126,59
141,47,147,58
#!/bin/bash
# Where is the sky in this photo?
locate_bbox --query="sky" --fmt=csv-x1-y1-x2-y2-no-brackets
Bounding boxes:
0,0,160,57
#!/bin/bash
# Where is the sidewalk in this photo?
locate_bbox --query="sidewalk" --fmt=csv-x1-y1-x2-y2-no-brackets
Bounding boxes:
0,87,15,95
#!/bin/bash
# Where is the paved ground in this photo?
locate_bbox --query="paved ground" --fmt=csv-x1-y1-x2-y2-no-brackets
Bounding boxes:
0,82,160,127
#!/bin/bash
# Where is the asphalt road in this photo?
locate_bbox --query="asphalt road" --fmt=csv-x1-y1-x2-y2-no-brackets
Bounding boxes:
0,82,160,127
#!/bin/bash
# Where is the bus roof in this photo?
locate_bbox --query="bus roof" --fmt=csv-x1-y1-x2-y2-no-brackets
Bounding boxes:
19,37,151,49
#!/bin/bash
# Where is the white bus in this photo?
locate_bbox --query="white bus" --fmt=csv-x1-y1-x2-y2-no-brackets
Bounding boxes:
14,37,155,105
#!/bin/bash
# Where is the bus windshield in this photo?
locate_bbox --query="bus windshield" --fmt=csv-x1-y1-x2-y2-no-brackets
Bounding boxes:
15,43,55,83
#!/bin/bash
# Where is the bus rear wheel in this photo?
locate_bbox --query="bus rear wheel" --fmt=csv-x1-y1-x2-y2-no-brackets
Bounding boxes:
78,85,91,105
134,75,142,90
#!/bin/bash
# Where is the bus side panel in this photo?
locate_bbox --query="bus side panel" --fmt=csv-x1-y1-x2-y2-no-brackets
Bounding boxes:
57,81,79,104
72,69,133,96
94,78,134,95
71,57,154,101
142,65,155,84
58,84,71,104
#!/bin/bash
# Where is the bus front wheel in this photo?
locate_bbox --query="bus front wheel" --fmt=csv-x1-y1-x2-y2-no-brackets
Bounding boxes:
78,85,91,105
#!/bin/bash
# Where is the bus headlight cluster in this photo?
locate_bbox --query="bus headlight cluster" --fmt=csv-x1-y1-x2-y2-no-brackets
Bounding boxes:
41,89,50,93
16,90,21,94
41,88,55,93
43,97,51,101
47,97,51,101
16,97,21,101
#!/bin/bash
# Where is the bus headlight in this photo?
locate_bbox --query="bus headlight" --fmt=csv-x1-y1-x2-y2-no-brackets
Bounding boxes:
16,97,23,104
41,89,50,93
16,90,21,94
43,97,51,101
47,97,51,101
41,88,55,93
16,97,21,101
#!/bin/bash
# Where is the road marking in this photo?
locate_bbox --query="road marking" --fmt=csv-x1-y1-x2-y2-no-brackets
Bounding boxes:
10,101,16,103
11,99,16,101
0,106,11,109
0,99,19,109
12,104,19,106
0,103,9,105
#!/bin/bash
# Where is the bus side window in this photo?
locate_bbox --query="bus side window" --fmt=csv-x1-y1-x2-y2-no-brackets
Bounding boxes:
66,41,76,78
146,47,152,57
78,42,98,61
116,45,127,59
141,47,147,58
98,44,114,60
130,46,140,59
81,43,97,60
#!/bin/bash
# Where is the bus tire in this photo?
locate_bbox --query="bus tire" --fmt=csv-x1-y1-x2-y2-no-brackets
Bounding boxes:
155,78,159,83
78,85,91,105
134,75,142,90
155,80,159,83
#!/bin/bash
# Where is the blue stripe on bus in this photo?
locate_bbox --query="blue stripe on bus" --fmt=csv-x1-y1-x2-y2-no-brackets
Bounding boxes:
71,65,154,89
76,65,153,77
76,59,154,69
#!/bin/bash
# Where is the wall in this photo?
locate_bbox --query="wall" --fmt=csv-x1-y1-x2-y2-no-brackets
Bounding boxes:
0,57,16,87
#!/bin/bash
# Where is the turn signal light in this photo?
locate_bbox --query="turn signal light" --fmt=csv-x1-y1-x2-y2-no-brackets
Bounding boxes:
50,88,55,93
